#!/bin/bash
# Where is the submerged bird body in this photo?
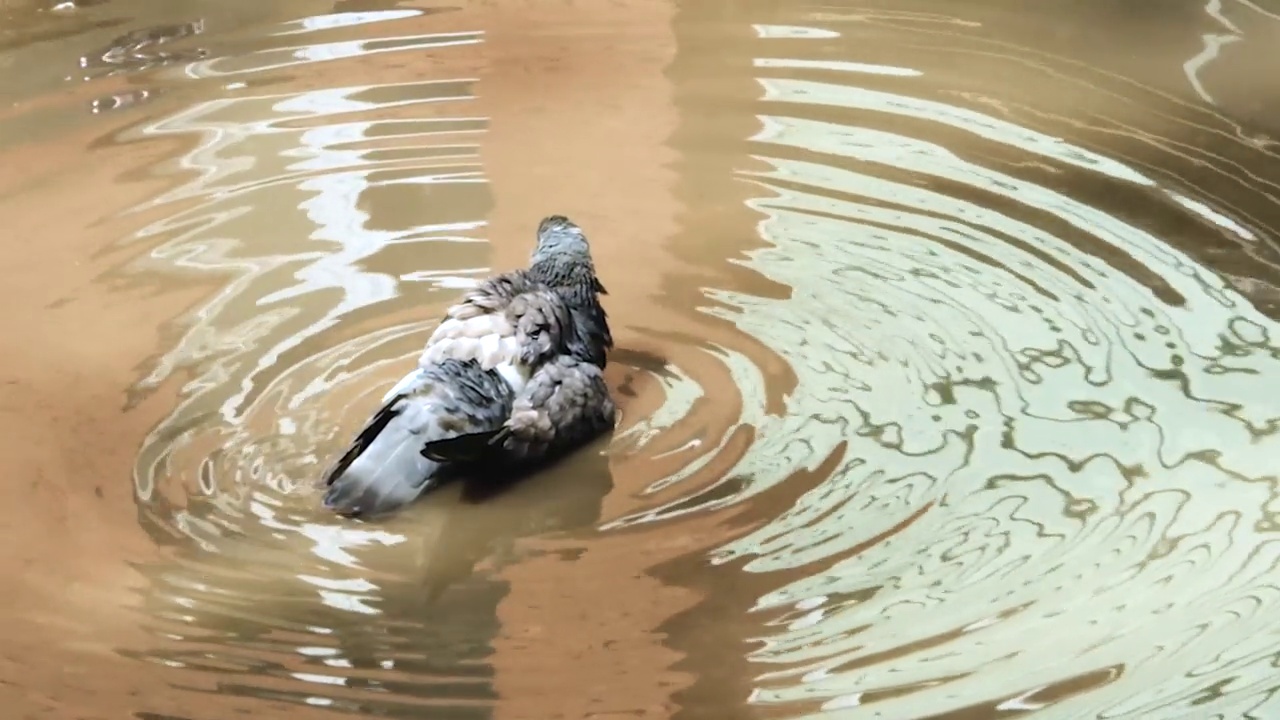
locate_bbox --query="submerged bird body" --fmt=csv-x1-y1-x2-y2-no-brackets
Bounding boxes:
321,215,616,517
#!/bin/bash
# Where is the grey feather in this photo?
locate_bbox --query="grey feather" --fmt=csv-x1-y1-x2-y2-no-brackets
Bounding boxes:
527,215,614,368
497,354,618,461
321,358,515,518
422,355,616,466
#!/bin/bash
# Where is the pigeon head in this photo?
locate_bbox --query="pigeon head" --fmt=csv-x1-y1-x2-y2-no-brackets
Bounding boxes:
532,215,592,265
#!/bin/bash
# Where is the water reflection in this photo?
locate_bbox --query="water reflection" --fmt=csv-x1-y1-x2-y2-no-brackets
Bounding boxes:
119,52,493,543
7,0,1280,717
79,19,207,76
622,3,1280,718
95,5,690,715
94,5,518,713
124,431,613,715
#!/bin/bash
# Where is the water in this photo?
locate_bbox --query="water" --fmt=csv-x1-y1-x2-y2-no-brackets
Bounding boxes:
3,0,1280,717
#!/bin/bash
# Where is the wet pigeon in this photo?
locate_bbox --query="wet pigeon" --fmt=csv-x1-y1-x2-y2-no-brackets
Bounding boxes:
320,215,616,518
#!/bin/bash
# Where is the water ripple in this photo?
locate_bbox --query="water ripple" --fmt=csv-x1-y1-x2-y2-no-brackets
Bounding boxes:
91,9,609,715
93,3,1280,718
625,11,1280,719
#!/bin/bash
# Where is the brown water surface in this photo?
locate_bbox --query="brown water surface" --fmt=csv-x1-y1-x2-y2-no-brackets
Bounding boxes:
3,0,1280,718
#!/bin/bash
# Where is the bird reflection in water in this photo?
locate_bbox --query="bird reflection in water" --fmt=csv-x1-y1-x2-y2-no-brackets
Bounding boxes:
410,437,615,606
119,437,614,716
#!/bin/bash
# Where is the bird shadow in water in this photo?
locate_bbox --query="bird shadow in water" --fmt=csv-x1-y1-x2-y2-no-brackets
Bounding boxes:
411,439,614,604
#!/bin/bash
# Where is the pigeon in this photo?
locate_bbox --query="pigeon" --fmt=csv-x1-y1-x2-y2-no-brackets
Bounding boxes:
319,215,616,518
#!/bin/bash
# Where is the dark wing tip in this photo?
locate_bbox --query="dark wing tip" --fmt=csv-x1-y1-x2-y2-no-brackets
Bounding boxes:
420,428,510,463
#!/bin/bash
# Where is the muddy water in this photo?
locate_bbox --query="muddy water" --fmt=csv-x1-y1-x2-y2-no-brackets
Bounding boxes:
3,0,1280,717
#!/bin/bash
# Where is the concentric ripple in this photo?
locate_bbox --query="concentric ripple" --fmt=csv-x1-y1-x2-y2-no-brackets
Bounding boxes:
94,7,630,715
600,8,1280,719
125,319,622,717
99,2,1280,719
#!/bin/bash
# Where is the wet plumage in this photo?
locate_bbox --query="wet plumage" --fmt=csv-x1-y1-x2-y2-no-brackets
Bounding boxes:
320,215,616,518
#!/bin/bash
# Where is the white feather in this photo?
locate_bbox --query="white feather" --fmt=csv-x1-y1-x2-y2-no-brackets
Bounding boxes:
496,362,529,393
412,307,532,393
478,333,503,367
